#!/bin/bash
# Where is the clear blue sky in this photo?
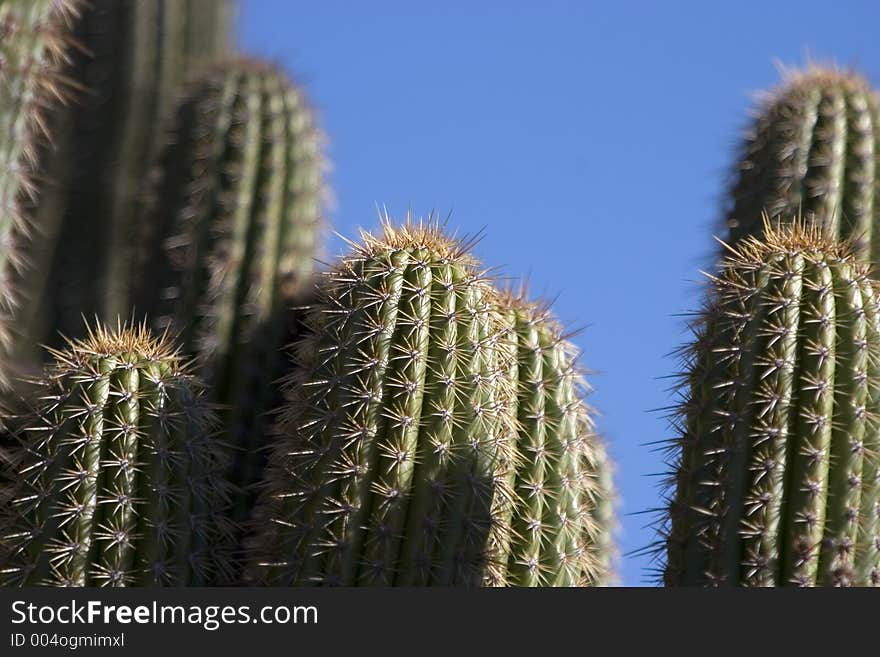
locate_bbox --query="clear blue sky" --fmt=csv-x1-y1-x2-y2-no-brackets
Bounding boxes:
238,0,880,585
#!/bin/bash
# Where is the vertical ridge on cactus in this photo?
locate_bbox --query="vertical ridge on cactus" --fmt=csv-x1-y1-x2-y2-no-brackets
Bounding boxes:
245,219,610,586
725,65,880,263
130,56,325,535
0,0,83,388
663,219,880,586
12,0,235,369
0,322,233,586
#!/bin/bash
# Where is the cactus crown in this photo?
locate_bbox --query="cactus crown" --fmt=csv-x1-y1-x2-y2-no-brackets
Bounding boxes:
663,218,880,586
0,321,232,586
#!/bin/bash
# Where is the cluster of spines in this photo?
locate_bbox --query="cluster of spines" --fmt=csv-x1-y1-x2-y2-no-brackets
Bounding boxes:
246,219,520,586
131,56,325,527
0,323,234,586
500,294,605,586
726,65,880,262
0,0,82,387
664,220,880,586
15,0,234,363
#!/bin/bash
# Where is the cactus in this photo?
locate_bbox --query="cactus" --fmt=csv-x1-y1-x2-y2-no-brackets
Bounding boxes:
12,0,235,369
130,57,324,530
245,220,606,586
664,220,880,586
0,322,233,586
725,66,880,263
0,0,82,387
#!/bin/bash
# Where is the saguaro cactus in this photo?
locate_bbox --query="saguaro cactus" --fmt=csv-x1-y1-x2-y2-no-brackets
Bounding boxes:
725,66,880,263
0,0,82,387
14,0,235,366
0,323,232,586
246,220,607,586
664,220,880,586
131,57,324,526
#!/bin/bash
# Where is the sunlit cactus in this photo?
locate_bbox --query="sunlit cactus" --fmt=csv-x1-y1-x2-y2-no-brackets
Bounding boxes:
130,57,325,532
0,0,83,388
0,322,233,586
13,0,236,368
500,292,610,586
726,65,880,263
245,219,609,586
664,220,880,586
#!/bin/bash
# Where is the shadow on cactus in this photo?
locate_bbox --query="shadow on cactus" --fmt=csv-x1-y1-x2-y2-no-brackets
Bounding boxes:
659,218,880,586
0,322,234,586
244,217,613,586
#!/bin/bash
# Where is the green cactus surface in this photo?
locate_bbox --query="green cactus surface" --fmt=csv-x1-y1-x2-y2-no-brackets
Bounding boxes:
0,323,233,586
13,0,235,368
245,221,606,586
0,0,82,387
131,57,324,530
664,220,880,586
501,294,609,586
726,66,880,263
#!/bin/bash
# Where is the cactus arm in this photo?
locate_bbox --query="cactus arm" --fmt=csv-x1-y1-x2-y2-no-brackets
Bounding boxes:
1,325,229,586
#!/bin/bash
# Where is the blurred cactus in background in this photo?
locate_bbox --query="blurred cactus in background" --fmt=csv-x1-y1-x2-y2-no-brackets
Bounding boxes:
725,66,880,262
131,56,325,548
10,0,236,376
0,0,83,389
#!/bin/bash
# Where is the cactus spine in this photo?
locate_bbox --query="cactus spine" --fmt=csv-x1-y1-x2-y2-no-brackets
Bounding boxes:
0,0,81,387
131,57,324,526
0,323,232,586
246,221,606,586
726,66,880,262
664,221,880,586
14,0,234,366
